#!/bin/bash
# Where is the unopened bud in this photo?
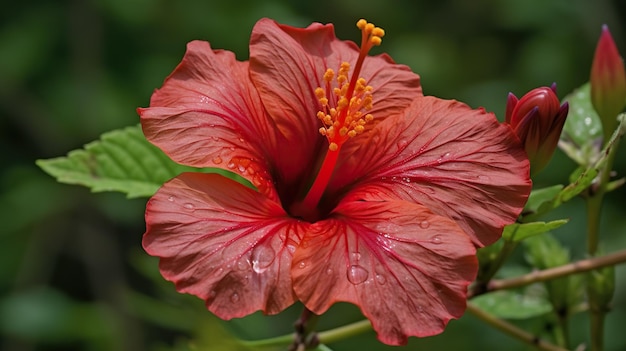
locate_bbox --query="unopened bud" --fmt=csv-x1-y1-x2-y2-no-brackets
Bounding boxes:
505,85,569,175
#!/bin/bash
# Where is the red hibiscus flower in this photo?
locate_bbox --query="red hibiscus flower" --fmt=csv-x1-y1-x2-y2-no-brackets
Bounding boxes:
138,18,531,345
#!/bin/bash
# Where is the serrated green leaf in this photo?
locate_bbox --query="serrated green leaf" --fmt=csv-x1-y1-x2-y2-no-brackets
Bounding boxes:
523,166,598,222
560,83,603,165
502,220,568,242
471,289,552,319
36,125,251,198
524,185,563,214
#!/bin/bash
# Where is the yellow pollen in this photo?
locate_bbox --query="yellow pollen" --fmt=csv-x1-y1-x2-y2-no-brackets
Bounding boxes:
314,19,383,151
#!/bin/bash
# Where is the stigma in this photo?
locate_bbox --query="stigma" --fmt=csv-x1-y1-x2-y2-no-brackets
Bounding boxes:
315,19,384,151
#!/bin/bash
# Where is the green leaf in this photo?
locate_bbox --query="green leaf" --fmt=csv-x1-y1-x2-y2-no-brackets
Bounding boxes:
36,125,251,198
502,220,569,242
523,234,584,312
471,288,552,319
523,185,563,214
560,83,603,166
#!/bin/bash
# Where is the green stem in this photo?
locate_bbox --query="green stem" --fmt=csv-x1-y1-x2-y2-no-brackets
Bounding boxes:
590,311,605,351
239,319,372,350
553,314,570,349
317,319,372,345
586,184,604,255
466,303,569,351
584,117,622,351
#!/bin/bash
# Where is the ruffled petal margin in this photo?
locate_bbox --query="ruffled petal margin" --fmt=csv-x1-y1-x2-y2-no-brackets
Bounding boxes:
138,41,279,199
143,173,302,318
291,186,477,345
331,96,531,246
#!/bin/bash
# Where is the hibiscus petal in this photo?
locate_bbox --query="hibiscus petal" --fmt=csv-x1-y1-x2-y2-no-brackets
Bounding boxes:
248,18,422,186
292,188,476,345
138,41,278,199
331,96,531,246
143,172,302,318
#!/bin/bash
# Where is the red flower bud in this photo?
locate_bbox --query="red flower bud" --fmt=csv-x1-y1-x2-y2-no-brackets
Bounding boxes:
505,85,569,175
590,25,626,139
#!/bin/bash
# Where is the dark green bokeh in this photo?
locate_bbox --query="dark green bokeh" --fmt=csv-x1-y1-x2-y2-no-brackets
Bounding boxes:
2,0,626,350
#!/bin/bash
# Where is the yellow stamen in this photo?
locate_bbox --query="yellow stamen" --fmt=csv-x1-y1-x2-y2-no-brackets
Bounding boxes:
314,19,383,151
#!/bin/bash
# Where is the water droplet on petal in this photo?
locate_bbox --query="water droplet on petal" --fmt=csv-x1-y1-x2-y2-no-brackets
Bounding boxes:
237,257,249,270
227,162,236,169
441,152,451,159
167,196,175,202
350,252,361,261
183,203,195,211
347,265,369,285
230,293,240,303
326,268,333,275
375,274,386,285
212,156,223,164
431,235,442,244
251,245,275,274
238,165,247,174
419,220,430,229
397,139,408,149
297,260,307,269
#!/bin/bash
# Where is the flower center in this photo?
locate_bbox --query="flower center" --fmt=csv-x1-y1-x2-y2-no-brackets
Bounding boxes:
290,19,383,221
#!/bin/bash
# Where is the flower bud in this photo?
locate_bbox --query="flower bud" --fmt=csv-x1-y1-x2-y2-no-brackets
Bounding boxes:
505,84,569,175
590,25,626,140
587,265,615,313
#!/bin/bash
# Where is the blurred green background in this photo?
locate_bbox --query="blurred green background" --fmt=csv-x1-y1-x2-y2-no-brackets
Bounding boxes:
2,0,626,350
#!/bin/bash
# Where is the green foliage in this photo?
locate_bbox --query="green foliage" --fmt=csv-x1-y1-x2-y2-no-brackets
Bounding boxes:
524,234,584,315
471,288,552,319
502,220,569,242
36,125,194,198
36,125,251,198
560,83,604,166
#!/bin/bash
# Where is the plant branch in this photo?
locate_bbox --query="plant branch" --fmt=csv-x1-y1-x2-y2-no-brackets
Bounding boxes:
484,249,626,292
466,302,569,351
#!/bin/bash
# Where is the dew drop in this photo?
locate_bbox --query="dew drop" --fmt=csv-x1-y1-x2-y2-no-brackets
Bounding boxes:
251,246,275,274
212,156,223,164
325,268,333,275
402,177,411,183
227,162,236,169
167,196,175,202
441,152,451,159
347,265,369,285
286,244,296,253
350,252,361,261
230,292,240,303
419,220,430,229
397,139,408,149
431,235,442,244
375,274,386,285
297,260,307,269
237,257,249,271
238,165,247,174
183,203,195,211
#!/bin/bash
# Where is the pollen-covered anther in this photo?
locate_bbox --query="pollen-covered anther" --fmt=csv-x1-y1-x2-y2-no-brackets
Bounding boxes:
315,19,382,150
